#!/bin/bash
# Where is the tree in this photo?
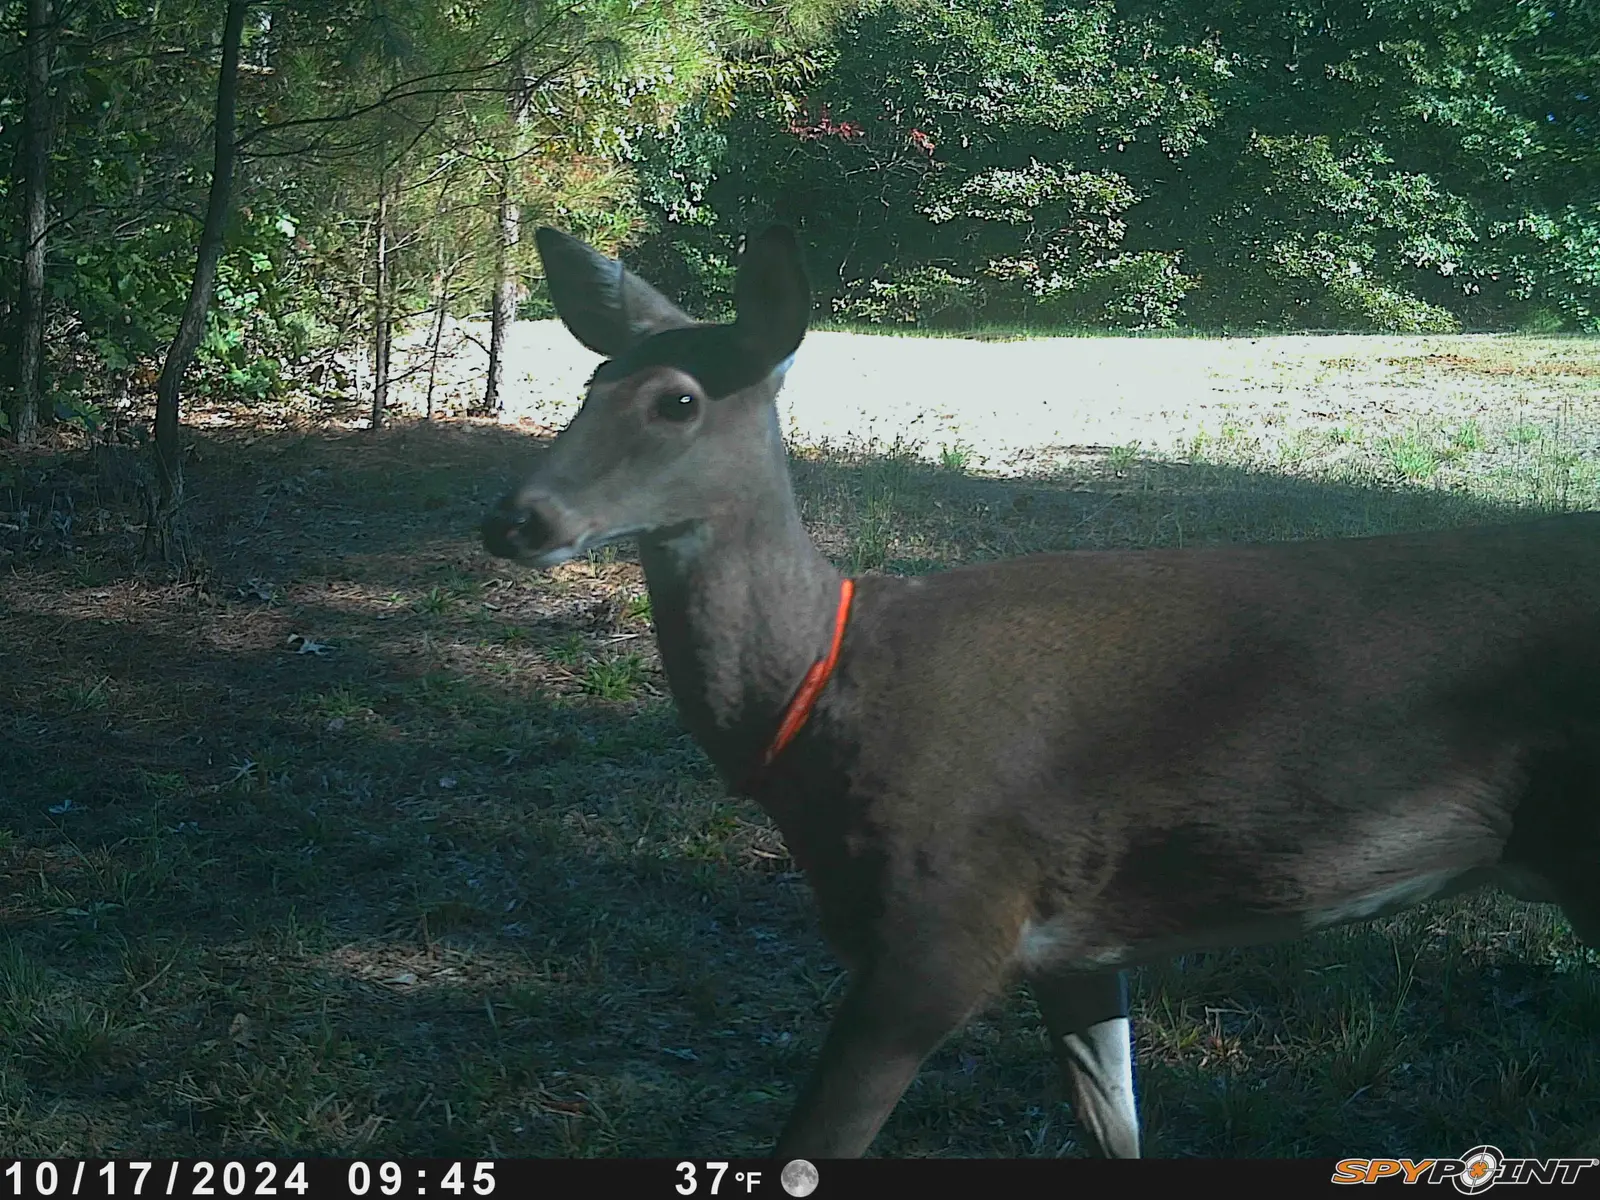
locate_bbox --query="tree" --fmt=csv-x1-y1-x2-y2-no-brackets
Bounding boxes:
0,0,856,456
8,0,55,442
480,64,530,417
469,1,852,412
638,0,1600,332
144,0,249,562
153,0,249,465
646,0,1206,328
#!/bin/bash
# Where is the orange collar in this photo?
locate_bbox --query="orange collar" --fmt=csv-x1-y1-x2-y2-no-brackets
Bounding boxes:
741,577,854,790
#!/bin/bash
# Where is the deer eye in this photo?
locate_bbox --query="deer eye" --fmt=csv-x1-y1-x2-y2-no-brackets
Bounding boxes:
655,392,699,422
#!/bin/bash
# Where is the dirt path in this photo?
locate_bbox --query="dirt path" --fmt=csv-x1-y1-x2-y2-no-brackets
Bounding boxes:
385,319,1600,472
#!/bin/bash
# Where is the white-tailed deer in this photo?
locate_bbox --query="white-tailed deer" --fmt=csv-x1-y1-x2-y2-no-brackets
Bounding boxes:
481,225,1600,1159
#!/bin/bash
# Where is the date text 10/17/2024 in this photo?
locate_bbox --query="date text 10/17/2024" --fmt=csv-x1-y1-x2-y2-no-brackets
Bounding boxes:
3,1162,498,1199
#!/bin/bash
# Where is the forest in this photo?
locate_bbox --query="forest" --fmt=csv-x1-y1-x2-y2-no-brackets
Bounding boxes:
2,0,1596,448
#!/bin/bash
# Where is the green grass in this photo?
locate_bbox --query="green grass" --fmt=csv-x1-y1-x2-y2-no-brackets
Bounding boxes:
1451,420,1485,453
0,336,1597,1158
57,676,112,712
1328,424,1361,446
1387,430,1442,481
1107,441,1143,473
548,632,587,667
939,443,974,472
581,653,648,701
414,585,452,615
1509,422,1543,445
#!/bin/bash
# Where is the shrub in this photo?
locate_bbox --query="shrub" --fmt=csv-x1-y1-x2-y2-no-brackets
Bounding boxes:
1042,251,1192,331
1271,242,1460,333
832,266,982,327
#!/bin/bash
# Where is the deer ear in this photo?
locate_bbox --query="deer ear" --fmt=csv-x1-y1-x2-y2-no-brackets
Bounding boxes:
535,227,695,358
733,225,810,372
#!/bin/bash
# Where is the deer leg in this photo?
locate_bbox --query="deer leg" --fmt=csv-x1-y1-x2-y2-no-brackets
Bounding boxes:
1030,968,1140,1158
1502,753,1600,948
774,958,998,1159
1555,878,1600,948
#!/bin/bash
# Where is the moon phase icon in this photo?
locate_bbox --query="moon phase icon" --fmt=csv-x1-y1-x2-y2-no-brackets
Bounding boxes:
780,1159,819,1197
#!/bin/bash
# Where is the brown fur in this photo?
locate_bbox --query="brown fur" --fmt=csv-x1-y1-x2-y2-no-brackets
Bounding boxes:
485,225,1600,1159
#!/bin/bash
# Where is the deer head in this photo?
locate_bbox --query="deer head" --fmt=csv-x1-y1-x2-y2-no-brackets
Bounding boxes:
482,226,810,567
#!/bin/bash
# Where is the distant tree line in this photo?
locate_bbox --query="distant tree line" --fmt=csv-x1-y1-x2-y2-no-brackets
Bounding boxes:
630,0,1600,335
1,0,1595,456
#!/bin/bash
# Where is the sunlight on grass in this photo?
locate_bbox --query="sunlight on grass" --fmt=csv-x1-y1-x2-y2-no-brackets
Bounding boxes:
1387,430,1441,481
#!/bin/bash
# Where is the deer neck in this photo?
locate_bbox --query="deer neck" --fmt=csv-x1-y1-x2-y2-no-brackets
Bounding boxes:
637,415,843,783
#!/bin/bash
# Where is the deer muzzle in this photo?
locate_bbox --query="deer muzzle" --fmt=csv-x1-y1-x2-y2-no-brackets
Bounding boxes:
481,490,585,566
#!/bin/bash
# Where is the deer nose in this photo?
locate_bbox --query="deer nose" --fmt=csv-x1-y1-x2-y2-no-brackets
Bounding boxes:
482,491,556,559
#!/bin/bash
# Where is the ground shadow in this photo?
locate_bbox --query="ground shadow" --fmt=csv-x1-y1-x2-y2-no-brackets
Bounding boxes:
0,418,1596,1158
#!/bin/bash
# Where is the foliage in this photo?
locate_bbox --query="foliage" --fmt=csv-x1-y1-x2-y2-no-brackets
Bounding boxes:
1123,0,1600,332
1048,251,1191,331
629,0,1600,333
0,0,850,436
633,0,1218,328
833,265,980,326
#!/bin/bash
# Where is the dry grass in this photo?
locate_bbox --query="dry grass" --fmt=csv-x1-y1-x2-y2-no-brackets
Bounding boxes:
1,335,1599,1158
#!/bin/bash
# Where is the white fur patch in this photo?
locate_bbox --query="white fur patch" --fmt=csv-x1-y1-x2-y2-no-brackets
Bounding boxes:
1302,869,1471,931
530,543,582,568
654,523,713,570
1016,916,1127,971
1015,867,1476,972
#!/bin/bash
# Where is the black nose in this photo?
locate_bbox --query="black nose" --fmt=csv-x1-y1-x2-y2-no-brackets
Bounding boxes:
481,493,551,559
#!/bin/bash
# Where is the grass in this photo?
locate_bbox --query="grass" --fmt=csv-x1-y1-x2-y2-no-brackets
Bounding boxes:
581,653,649,701
1106,441,1143,473
1386,429,1441,481
814,319,1246,341
0,335,1597,1159
57,676,113,713
1452,420,1485,453
939,443,974,472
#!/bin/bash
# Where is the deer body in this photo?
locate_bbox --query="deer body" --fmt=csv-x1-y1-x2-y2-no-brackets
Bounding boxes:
483,224,1600,1159
797,530,1596,956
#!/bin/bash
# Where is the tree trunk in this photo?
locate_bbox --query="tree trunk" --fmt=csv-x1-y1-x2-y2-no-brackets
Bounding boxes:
10,0,54,443
371,165,392,429
480,67,531,416
348,216,375,406
153,0,247,468
425,269,448,420
482,172,517,415
145,0,248,567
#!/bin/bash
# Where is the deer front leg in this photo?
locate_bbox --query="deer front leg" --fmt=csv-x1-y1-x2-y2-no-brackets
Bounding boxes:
774,959,996,1159
1030,968,1141,1158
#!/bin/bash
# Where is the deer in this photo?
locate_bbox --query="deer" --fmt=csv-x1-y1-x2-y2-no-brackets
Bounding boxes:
480,223,1600,1159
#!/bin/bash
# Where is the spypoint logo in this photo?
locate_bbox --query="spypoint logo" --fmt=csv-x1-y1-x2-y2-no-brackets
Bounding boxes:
1456,1146,1502,1191
1332,1145,1599,1191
